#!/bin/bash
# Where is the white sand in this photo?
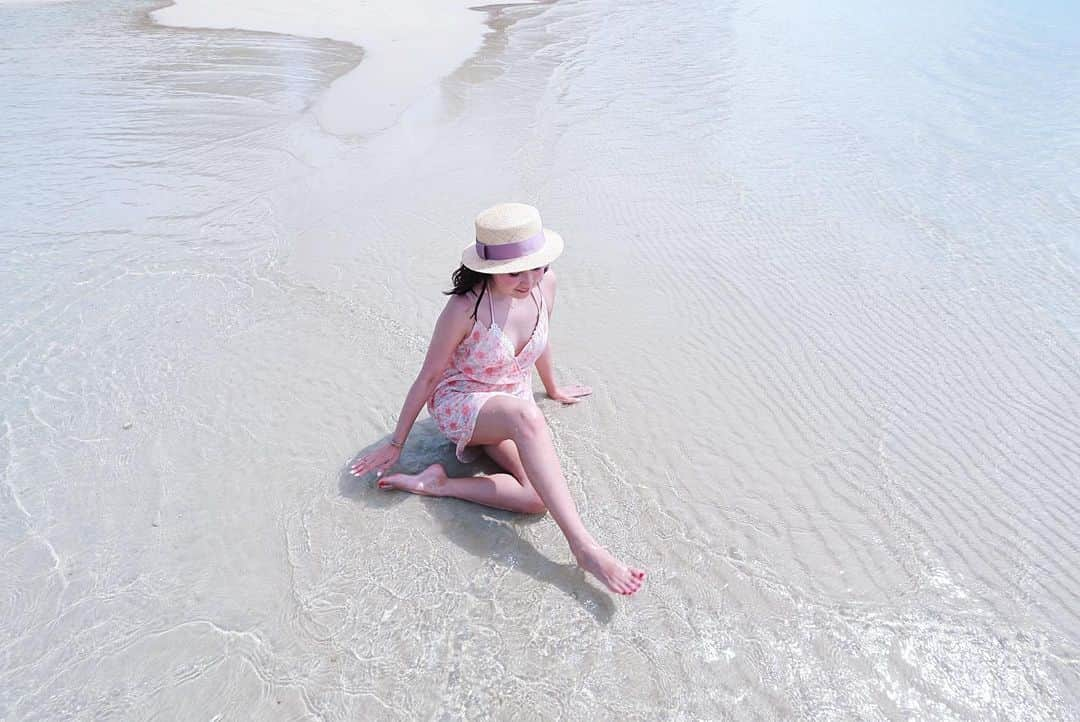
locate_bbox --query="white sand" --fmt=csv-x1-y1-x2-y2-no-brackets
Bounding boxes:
4,0,1079,717
152,0,519,135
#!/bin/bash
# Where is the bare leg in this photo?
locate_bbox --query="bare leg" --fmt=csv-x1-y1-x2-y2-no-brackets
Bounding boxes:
378,443,546,514
480,439,546,513
469,396,646,596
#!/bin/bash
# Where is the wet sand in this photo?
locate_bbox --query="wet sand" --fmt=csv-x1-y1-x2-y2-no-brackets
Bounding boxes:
152,0,547,136
2,0,1078,718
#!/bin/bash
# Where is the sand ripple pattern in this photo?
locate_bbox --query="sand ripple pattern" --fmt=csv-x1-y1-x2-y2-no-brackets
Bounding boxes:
2,0,1078,718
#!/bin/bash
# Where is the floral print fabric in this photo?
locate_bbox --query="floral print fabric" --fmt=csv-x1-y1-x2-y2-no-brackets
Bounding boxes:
427,287,548,462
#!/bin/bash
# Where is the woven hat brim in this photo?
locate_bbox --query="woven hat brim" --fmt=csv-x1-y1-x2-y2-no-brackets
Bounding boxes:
460,229,563,273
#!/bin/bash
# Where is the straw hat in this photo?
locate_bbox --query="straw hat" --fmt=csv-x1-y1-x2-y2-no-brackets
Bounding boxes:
461,203,564,273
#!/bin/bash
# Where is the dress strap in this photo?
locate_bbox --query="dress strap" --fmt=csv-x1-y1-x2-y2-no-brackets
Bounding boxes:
529,286,545,338
486,284,496,328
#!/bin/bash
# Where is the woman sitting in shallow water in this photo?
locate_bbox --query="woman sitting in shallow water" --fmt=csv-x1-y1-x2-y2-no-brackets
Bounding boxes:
350,203,645,596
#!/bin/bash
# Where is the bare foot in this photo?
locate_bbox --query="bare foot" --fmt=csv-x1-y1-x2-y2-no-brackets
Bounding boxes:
377,463,447,496
571,543,646,596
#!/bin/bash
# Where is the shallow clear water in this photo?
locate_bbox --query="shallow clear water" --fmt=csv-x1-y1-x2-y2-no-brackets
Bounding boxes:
2,0,1078,718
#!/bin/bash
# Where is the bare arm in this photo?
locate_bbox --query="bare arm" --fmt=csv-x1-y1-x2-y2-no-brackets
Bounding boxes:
534,343,559,396
350,294,473,477
390,295,473,444
534,270,593,404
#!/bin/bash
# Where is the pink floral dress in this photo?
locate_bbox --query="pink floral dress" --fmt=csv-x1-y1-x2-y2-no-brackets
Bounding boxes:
428,286,548,462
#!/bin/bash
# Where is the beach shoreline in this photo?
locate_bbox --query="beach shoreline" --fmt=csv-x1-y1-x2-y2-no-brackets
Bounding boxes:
150,0,545,136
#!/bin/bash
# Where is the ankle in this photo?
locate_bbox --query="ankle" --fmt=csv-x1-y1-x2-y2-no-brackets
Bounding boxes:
430,477,448,496
569,536,600,558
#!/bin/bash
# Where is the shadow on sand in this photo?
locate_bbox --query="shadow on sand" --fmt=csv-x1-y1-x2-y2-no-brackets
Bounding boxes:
338,419,615,623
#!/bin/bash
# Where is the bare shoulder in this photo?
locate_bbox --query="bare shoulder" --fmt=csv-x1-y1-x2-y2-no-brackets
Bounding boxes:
442,292,478,331
417,293,476,381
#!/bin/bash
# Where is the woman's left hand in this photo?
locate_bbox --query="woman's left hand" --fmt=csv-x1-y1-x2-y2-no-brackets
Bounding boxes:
549,384,593,405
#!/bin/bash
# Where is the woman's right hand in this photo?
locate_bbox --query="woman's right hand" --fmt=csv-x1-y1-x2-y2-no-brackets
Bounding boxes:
349,442,401,478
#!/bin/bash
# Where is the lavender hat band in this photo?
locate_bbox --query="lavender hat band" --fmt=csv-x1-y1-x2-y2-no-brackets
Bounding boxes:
475,231,545,261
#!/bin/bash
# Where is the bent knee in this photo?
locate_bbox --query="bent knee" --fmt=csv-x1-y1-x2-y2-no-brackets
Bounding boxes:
511,403,547,438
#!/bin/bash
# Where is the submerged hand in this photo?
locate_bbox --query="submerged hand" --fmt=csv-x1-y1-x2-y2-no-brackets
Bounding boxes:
349,443,401,478
549,384,593,405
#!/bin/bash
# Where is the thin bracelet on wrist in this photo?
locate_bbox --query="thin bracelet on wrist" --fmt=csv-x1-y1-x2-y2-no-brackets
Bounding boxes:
389,438,405,449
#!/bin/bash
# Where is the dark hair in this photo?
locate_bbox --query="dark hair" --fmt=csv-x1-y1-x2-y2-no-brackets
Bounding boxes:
444,263,552,320
444,264,489,320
